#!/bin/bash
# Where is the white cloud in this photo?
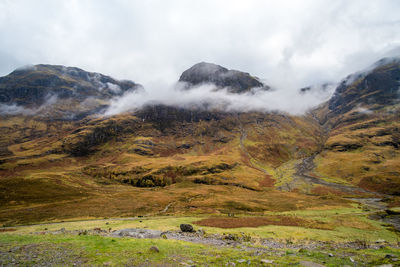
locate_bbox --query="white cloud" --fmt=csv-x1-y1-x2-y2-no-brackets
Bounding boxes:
0,94,58,115
105,81,335,116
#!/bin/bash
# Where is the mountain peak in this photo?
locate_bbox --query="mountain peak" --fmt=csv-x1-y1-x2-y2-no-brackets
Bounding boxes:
179,62,269,94
0,64,142,119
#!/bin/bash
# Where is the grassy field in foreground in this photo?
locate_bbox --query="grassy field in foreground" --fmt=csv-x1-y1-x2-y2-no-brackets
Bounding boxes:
5,204,399,243
1,232,400,266
1,206,400,266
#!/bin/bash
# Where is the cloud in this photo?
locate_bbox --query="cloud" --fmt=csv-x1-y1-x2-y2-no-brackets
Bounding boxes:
105,81,335,116
354,106,373,115
0,103,31,115
0,0,399,109
0,94,58,116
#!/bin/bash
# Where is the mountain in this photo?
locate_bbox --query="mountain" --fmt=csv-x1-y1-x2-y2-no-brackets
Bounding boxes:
328,57,400,115
1,58,400,225
312,57,400,195
0,64,141,119
179,62,270,93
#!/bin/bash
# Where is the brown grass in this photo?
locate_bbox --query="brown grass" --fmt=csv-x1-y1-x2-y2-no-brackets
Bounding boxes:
311,186,346,196
358,176,400,195
0,112,352,225
0,228,16,232
193,216,333,230
258,175,275,187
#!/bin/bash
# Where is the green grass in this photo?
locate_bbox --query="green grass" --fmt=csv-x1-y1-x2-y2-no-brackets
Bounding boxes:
7,207,400,243
0,234,271,266
1,233,400,266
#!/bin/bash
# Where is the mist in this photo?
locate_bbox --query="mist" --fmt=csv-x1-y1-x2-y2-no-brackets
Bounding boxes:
105,81,335,116
0,94,58,116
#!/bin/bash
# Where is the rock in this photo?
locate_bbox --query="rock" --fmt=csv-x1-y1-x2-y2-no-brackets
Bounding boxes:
299,261,326,267
237,259,246,263
377,265,393,267
149,246,159,253
180,224,195,232
328,253,334,257
180,262,196,267
112,228,162,238
197,229,205,235
261,259,274,264
385,254,396,259
349,257,355,263
223,234,237,241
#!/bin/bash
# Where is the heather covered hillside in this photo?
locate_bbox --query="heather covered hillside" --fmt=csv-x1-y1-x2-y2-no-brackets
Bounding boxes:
1,1,400,266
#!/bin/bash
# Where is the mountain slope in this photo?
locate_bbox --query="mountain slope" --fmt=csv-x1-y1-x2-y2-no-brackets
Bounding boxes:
1,59,400,225
313,58,400,195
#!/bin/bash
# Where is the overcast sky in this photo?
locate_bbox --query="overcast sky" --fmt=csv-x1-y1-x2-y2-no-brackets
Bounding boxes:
1,0,400,91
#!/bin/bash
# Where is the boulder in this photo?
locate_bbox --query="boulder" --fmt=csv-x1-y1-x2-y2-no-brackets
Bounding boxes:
180,224,195,232
149,246,159,253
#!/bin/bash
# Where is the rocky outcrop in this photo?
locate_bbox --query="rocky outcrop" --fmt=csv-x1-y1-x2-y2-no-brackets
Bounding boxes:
179,62,269,93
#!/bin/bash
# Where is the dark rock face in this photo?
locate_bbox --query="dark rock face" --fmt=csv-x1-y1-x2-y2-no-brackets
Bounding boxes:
179,62,269,93
180,224,195,232
328,58,400,114
62,118,140,156
299,83,334,94
134,104,231,133
0,64,141,107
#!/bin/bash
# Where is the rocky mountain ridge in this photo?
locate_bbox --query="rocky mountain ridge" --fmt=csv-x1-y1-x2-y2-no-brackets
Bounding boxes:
179,62,270,93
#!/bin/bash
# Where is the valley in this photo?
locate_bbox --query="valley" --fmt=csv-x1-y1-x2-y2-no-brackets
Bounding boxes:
1,59,400,266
